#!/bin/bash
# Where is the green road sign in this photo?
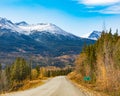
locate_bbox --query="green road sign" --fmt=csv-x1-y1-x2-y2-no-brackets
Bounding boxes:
84,76,91,81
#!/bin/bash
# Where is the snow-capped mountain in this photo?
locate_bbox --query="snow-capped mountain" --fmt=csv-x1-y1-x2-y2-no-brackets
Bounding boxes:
88,31,102,40
15,21,28,26
0,17,95,57
18,23,81,40
0,17,77,39
18,23,71,36
0,17,23,33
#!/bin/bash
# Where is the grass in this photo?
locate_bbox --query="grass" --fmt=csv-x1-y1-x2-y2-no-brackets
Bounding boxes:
69,73,120,96
18,79,45,91
67,72,108,96
9,77,49,92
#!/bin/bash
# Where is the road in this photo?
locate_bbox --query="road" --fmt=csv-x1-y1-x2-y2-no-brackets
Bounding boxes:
2,76,90,96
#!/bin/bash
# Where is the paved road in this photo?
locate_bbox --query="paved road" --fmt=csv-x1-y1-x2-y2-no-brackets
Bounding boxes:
2,76,89,96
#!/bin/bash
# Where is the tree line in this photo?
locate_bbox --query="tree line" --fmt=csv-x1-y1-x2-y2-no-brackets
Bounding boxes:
69,30,120,96
0,58,72,93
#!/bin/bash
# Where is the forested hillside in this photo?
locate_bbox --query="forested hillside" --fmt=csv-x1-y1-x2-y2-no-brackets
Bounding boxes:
68,30,120,96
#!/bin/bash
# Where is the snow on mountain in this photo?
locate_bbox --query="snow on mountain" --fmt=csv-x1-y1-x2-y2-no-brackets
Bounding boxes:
0,17,75,37
15,21,28,26
88,31,102,40
0,17,95,58
0,17,23,33
18,23,71,36
0,18,80,39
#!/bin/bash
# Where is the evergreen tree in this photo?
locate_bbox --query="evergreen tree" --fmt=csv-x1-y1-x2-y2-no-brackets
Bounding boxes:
5,65,11,88
36,65,40,78
11,57,30,82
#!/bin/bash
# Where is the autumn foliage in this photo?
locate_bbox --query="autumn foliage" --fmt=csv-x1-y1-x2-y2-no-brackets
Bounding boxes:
69,30,120,96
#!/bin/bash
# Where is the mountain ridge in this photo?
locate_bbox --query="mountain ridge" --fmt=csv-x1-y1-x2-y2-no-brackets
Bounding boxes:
0,17,95,56
0,17,95,67
88,31,102,40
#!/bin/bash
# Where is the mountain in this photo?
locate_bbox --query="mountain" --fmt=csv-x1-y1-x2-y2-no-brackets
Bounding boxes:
17,22,80,40
88,31,102,40
15,21,28,26
0,17,95,67
0,17,23,33
18,23,70,35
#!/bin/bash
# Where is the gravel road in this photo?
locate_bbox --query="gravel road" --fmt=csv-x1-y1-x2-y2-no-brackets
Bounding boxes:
1,76,90,96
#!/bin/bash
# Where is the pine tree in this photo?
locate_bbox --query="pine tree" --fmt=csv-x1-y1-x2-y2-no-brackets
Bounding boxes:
11,57,30,82
36,65,40,78
5,65,11,85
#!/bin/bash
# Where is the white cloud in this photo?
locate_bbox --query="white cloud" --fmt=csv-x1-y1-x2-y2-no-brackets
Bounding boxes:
100,5,120,14
88,5,120,14
74,0,120,14
76,0,120,5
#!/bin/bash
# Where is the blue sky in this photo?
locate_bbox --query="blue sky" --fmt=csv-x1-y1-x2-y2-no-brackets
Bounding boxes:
0,0,120,37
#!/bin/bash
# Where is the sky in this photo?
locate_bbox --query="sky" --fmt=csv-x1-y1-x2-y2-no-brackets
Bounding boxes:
0,0,120,37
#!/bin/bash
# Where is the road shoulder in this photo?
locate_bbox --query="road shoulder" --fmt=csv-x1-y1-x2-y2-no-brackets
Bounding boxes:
66,76,107,96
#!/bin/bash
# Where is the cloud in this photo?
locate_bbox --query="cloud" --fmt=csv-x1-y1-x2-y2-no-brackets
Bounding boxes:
100,5,120,14
88,5,120,14
76,0,120,5
74,0,120,14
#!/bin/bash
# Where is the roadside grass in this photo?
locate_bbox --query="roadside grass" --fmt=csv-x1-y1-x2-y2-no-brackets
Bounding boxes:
5,77,49,93
104,90,120,96
67,72,108,96
18,79,44,91
18,77,49,91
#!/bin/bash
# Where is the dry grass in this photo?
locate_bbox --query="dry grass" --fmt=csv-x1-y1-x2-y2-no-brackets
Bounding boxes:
18,80,45,91
68,72,108,96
